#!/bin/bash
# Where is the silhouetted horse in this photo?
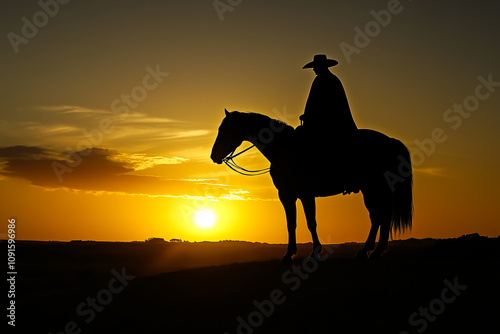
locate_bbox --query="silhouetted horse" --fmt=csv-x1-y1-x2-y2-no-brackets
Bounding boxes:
211,110,413,262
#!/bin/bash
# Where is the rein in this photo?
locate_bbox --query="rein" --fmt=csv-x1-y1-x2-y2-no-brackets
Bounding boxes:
223,145,270,176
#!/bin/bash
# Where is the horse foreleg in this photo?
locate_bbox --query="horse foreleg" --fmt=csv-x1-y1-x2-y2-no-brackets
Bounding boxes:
300,196,322,258
280,191,297,264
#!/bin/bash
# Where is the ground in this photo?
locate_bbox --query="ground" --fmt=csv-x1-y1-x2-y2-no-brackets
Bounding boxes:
10,234,500,333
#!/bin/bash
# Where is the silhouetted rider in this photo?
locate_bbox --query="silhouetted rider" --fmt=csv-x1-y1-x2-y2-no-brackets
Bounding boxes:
300,54,357,136
299,54,359,194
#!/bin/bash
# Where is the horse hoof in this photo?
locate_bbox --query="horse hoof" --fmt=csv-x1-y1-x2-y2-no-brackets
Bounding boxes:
354,251,368,261
309,248,323,261
307,253,317,261
369,250,383,260
281,256,294,265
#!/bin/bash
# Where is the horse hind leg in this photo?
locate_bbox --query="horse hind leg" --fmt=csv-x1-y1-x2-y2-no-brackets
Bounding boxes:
355,222,379,260
371,220,391,259
368,198,392,260
356,188,391,260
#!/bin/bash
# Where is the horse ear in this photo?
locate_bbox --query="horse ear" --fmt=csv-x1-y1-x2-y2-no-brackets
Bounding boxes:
224,108,229,116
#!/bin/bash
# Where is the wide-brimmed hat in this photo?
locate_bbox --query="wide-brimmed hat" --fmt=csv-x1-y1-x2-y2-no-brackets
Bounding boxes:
302,54,338,69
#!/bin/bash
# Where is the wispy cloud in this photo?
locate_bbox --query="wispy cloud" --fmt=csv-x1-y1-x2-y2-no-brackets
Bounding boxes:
38,105,108,114
0,145,262,200
414,167,446,176
0,105,212,151
0,106,265,200
110,153,188,170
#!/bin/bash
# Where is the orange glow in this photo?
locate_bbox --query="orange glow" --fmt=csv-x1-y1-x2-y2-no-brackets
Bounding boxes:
1,2,499,244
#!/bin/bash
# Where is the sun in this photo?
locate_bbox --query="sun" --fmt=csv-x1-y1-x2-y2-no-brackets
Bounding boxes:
194,209,216,229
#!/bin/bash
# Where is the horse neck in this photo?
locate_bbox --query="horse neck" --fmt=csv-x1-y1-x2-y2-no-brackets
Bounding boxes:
243,116,290,164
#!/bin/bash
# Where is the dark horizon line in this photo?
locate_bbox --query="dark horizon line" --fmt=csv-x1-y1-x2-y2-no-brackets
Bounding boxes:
5,233,496,245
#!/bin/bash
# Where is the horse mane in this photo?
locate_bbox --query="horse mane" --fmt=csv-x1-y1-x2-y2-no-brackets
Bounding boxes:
238,112,295,137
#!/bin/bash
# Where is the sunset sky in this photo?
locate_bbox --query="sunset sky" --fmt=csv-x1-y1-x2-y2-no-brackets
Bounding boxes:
1,0,499,244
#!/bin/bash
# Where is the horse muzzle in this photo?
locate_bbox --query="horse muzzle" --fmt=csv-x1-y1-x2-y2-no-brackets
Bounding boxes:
210,153,223,164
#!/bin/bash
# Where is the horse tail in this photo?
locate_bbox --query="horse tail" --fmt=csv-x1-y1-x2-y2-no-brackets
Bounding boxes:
389,140,413,236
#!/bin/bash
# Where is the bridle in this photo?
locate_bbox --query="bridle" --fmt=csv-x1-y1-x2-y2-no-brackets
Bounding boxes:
222,145,270,176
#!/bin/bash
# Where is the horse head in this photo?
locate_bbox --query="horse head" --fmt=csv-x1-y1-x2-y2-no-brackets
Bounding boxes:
211,109,247,164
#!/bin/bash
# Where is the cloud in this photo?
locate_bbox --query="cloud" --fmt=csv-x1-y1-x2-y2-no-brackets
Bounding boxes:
414,167,446,176
0,146,60,159
0,105,212,151
110,153,188,170
0,145,259,200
